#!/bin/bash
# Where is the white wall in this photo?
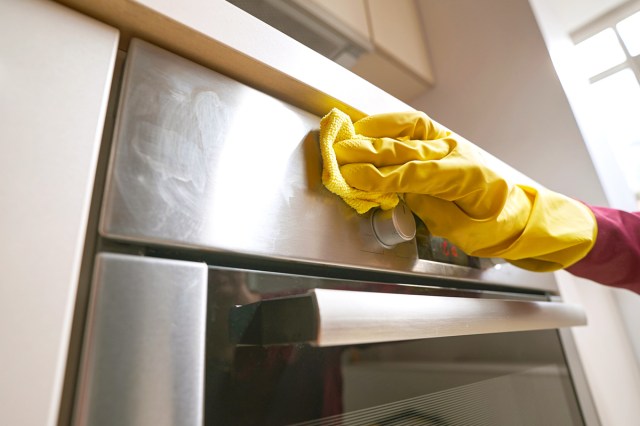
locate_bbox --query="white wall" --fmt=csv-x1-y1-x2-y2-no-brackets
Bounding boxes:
555,272,640,426
412,0,608,205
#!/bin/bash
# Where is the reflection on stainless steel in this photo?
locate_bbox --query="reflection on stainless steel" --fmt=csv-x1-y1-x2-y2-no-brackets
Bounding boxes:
230,288,586,346
73,253,208,426
100,39,556,292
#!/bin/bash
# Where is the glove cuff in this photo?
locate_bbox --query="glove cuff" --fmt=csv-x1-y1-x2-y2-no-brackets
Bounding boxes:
501,186,598,272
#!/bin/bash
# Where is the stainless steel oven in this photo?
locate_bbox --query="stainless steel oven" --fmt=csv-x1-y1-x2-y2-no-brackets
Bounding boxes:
72,39,598,426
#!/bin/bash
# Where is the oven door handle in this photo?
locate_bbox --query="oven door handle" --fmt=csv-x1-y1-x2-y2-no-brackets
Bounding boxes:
230,289,586,347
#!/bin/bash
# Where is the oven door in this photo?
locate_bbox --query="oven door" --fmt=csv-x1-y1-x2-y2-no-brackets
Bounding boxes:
74,253,591,426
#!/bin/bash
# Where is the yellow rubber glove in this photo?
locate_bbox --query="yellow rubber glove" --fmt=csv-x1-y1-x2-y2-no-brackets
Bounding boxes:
319,108,597,272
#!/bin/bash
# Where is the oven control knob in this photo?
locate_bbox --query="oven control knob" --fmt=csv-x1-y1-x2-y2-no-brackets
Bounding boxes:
371,201,416,248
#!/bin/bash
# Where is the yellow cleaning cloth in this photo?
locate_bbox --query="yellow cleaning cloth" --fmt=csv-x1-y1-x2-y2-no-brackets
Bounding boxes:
319,108,399,214
319,108,597,272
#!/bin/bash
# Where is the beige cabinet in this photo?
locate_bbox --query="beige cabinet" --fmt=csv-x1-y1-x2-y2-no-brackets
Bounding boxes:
289,0,433,102
352,0,434,102
291,0,372,48
370,0,434,83
295,0,433,102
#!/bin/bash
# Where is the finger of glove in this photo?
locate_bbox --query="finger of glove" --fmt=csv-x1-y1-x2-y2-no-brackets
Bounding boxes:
334,137,453,167
339,155,497,202
405,194,526,256
405,195,487,254
338,137,514,220
406,194,467,232
354,111,450,141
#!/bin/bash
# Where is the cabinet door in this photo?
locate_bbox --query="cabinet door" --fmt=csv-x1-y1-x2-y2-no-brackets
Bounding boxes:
347,0,434,101
291,0,372,47
367,0,434,84
0,1,119,425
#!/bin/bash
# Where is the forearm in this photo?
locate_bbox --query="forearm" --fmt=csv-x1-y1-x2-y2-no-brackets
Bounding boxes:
566,205,640,293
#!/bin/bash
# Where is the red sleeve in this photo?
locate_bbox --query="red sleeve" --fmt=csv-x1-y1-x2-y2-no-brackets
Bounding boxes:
565,205,640,293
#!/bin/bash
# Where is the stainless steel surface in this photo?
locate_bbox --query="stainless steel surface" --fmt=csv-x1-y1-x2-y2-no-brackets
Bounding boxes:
100,38,556,292
371,201,416,247
73,253,207,426
231,288,586,347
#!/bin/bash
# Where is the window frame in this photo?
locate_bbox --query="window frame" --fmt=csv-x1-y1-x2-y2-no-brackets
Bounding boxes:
571,0,640,84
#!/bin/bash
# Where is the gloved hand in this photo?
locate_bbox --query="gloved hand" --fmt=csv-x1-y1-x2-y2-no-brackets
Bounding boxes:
319,108,597,272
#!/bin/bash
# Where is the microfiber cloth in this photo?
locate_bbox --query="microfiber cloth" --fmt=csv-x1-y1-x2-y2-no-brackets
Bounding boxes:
319,108,399,214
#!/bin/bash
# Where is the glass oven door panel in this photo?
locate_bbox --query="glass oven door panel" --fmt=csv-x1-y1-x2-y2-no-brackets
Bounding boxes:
206,267,586,426
341,335,583,426
207,337,583,426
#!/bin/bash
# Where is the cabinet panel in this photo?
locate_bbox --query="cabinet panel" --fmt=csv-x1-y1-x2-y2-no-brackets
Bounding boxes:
350,49,432,101
367,0,434,84
292,0,371,46
0,0,119,425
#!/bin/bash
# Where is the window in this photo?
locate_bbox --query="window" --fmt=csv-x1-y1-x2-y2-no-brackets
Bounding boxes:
573,3,640,206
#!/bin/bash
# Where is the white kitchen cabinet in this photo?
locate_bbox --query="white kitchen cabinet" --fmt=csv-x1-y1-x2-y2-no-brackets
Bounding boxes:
0,0,119,425
241,0,434,101
291,0,372,48
367,0,434,84
350,0,435,101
